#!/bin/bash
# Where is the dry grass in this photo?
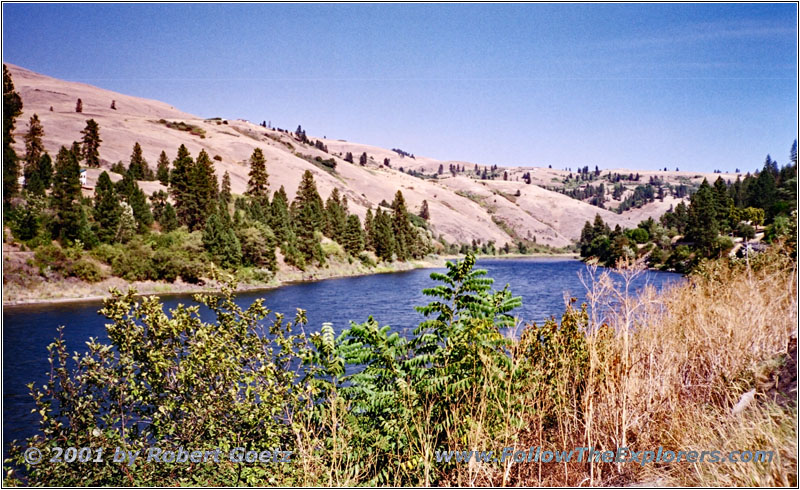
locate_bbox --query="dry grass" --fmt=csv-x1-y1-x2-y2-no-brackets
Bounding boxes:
446,250,796,487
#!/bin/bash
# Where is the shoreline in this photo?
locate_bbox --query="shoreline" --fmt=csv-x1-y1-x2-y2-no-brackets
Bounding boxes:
3,253,580,308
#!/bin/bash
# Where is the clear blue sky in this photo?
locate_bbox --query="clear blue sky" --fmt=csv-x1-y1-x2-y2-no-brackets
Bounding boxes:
2,3,797,172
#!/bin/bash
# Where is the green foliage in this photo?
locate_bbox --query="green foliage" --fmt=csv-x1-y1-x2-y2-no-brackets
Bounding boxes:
342,214,365,255
51,146,82,244
291,170,326,266
155,150,170,185
4,64,23,202
686,179,719,257
246,147,269,200
236,221,277,271
80,119,102,168
93,172,121,243
5,286,313,485
127,142,153,180
66,258,106,282
202,210,242,269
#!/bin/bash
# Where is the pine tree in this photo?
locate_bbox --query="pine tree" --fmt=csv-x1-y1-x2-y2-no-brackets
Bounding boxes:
419,200,430,221
110,100,116,110
220,171,232,203
344,152,354,163
203,210,242,269
269,186,291,244
246,148,269,200
342,214,365,255
23,114,46,194
75,98,82,113
35,153,53,193
127,142,151,180
186,149,218,230
3,64,23,201
156,150,170,185
51,146,82,243
364,208,375,251
169,145,193,226
159,202,179,233
292,170,325,264
325,188,347,242
359,152,368,166
81,119,102,168
686,179,718,257
712,177,733,232
391,190,416,260
93,171,121,243
373,208,396,261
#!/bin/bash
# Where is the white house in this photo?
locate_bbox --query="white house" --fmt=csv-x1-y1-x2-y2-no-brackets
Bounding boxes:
79,168,88,187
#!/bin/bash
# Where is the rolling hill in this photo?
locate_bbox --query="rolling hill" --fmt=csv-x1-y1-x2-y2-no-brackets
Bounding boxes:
7,63,736,249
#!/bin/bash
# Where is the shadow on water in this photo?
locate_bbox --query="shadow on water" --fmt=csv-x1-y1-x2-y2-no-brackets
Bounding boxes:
3,258,683,458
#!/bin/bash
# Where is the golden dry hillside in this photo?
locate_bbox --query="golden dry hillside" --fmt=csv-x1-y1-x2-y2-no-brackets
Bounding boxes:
7,63,720,248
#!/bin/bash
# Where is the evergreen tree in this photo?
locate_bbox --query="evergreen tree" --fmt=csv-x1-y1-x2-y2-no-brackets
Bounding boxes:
127,142,151,180
80,119,102,168
220,171,232,203
269,186,291,244
186,149,218,230
35,153,53,194
359,152,368,166
156,150,170,185
712,177,733,232
419,200,430,221
23,114,46,194
75,98,82,113
160,202,179,233
342,214,365,255
246,148,269,200
51,146,82,243
686,179,718,257
344,152,354,163
169,145,193,226
93,171,121,243
292,170,326,265
3,64,23,201
373,208,396,261
203,210,242,269
325,188,347,242
364,208,375,251
390,190,416,260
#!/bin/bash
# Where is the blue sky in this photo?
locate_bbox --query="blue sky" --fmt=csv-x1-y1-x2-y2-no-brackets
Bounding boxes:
2,3,797,172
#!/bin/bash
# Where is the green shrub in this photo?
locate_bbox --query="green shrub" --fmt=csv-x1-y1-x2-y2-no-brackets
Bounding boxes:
91,243,124,265
66,258,106,283
111,241,155,281
34,244,68,274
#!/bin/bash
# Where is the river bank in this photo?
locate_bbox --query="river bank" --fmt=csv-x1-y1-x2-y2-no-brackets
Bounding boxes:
2,252,579,307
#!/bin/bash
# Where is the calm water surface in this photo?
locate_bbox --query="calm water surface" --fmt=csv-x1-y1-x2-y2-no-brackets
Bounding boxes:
3,258,682,456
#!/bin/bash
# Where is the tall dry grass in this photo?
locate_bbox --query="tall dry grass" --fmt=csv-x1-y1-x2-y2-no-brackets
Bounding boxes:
458,250,796,487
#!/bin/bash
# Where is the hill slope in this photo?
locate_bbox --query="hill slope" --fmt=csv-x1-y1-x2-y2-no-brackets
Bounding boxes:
7,64,692,248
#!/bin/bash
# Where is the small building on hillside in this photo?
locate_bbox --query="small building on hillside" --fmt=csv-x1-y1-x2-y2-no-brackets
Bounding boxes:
80,169,88,188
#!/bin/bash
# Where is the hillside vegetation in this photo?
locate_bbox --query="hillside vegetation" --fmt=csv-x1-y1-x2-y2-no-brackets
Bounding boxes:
4,247,796,486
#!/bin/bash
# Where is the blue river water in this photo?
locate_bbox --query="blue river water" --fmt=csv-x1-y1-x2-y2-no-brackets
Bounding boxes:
3,258,682,458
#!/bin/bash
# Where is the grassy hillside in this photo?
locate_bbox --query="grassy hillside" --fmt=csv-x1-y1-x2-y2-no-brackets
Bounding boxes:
6,63,682,249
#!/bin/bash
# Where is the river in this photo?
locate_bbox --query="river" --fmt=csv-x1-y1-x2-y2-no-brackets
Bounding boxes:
3,258,682,458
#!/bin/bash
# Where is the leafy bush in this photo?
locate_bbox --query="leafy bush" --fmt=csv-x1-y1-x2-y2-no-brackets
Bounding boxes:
91,243,124,265
33,244,68,274
111,240,155,281
66,258,106,283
